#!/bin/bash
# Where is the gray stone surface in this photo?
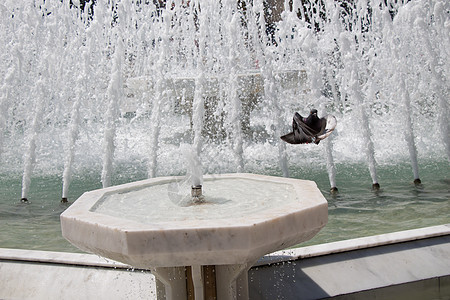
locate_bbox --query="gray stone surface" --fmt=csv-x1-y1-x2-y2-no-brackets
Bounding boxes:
0,259,156,299
248,235,450,299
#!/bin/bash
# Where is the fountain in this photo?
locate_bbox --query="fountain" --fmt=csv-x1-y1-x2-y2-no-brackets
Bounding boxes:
0,0,449,297
61,173,328,299
0,0,448,197
60,144,328,298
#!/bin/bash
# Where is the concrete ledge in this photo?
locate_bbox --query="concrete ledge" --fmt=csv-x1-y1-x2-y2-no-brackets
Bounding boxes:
0,255,156,299
1,224,449,299
256,224,450,266
332,276,450,300
249,225,450,299
0,248,129,269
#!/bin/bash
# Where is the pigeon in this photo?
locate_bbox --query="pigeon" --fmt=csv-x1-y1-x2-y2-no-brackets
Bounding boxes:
281,109,336,145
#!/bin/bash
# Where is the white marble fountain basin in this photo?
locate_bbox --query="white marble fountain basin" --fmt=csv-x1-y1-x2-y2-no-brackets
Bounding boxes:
60,173,328,269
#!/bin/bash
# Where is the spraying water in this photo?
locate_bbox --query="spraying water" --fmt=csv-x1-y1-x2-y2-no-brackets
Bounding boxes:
224,0,244,172
0,0,448,201
167,144,204,206
61,45,90,202
0,65,16,158
184,144,204,188
101,36,124,188
324,134,337,192
147,7,172,178
21,59,49,202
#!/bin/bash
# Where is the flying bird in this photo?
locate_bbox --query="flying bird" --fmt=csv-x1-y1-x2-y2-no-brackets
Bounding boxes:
281,109,336,145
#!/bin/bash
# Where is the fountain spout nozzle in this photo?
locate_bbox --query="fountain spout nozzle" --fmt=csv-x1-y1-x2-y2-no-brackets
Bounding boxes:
191,185,205,204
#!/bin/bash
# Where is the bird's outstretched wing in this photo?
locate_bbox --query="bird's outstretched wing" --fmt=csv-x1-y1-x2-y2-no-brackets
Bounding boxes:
281,114,337,145
281,113,314,144
316,115,337,141
280,131,312,144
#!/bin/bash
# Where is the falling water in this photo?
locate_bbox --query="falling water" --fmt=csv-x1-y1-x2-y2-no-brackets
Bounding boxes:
0,65,16,158
191,1,207,159
324,135,337,191
224,0,244,172
0,0,448,202
399,78,420,182
101,36,124,188
184,145,203,188
61,77,82,201
61,45,89,201
409,4,450,162
21,59,49,202
253,0,289,177
147,9,169,178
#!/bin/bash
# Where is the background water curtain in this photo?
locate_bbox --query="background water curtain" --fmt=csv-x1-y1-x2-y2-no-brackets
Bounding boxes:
0,1,448,250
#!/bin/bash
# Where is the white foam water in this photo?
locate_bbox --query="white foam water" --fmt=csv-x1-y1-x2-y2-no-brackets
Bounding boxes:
0,1,448,202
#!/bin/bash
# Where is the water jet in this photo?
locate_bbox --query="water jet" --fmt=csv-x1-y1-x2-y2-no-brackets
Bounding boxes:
190,184,205,204
330,187,338,194
372,183,381,191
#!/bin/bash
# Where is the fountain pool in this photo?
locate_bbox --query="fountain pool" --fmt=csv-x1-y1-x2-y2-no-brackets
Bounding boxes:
1,160,448,253
0,0,448,255
93,177,300,222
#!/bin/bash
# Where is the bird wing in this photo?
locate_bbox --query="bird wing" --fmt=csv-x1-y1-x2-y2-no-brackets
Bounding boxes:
281,131,312,144
316,115,337,140
295,113,322,136
281,113,313,144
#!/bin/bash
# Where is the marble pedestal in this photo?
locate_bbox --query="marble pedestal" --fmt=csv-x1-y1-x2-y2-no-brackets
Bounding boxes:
61,173,328,299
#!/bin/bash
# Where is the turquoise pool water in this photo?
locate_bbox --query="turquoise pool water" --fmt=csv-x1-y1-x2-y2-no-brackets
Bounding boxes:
1,159,448,253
